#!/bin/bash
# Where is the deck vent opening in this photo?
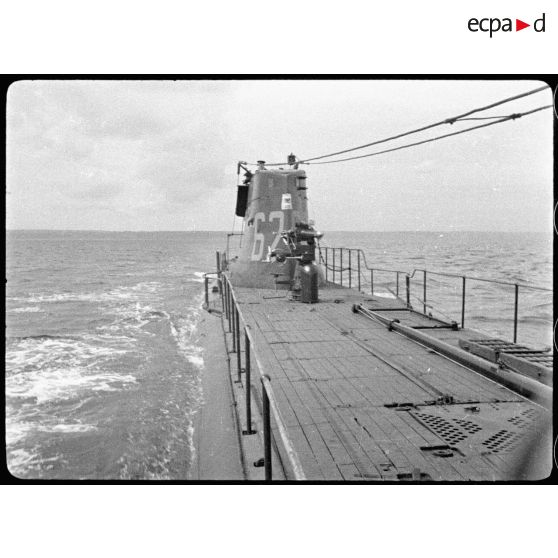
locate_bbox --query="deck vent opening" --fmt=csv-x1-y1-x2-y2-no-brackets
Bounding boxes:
453,418,482,434
507,407,538,430
415,412,469,445
481,429,525,453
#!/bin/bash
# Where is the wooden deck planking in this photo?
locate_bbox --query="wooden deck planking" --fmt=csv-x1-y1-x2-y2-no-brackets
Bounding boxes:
334,408,397,477
388,352,516,402
276,379,317,427
301,423,345,480
275,424,326,480
281,376,388,479
231,284,546,480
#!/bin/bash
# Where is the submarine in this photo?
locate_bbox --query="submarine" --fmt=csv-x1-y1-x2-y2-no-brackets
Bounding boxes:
192,157,553,482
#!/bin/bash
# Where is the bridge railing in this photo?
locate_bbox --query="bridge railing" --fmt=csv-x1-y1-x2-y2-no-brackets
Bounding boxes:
318,246,552,344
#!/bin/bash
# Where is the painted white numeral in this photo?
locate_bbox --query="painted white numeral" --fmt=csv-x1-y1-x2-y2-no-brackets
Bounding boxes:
269,211,285,252
250,211,285,261
251,212,266,261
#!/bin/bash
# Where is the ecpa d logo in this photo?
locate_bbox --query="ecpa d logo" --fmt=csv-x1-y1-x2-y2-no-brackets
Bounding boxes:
468,13,546,37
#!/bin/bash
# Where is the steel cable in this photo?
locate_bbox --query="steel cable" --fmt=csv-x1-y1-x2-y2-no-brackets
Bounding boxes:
243,85,550,167
301,104,553,165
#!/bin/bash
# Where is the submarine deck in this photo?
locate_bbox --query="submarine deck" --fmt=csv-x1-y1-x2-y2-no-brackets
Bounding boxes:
224,282,550,481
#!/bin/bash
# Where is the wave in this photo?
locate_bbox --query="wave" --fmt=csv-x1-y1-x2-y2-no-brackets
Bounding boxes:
168,292,205,475
372,291,396,299
98,302,170,335
528,301,553,310
169,298,205,369
9,306,44,313
468,314,552,324
7,447,65,478
190,271,206,283
6,366,138,404
5,334,131,378
9,334,83,342
516,314,553,324
8,281,164,305
6,417,97,447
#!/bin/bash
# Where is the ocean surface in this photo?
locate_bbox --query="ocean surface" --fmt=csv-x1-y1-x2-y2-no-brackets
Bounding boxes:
5,230,553,479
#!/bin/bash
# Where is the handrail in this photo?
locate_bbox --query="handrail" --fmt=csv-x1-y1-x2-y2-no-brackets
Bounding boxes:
319,246,552,291
220,272,306,481
320,245,407,275
407,268,552,291
318,246,552,344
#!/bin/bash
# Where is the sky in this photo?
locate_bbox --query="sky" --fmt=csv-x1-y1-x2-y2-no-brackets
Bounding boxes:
6,79,554,232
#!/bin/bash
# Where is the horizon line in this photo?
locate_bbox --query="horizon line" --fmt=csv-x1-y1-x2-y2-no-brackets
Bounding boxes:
5,228,552,234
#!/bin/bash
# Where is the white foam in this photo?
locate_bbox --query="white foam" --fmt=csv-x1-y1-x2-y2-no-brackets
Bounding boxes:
5,419,35,445
39,423,97,434
169,293,205,371
7,447,42,477
169,294,205,467
373,291,397,299
186,420,196,475
8,281,164,305
7,447,64,477
99,297,171,336
5,417,98,447
83,333,138,346
6,366,138,404
6,337,129,375
191,272,206,283
9,306,44,313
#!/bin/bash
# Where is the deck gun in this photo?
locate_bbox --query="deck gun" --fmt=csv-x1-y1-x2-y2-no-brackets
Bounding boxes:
270,222,323,303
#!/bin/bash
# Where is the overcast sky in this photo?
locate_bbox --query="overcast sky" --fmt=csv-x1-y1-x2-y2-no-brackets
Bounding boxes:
6,80,554,232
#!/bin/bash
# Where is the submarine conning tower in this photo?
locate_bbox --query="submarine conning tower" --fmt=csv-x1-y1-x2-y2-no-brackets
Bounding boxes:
228,159,324,292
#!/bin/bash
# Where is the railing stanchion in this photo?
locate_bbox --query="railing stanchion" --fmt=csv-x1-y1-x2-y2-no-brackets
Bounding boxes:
396,271,399,298
325,248,328,282
227,281,232,333
225,278,229,316
244,330,256,433
204,276,209,308
231,293,237,352
371,269,374,295
514,284,519,343
216,251,221,274
236,307,241,371
262,380,272,480
332,249,336,284
223,278,227,316
423,270,427,315
340,249,343,286
357,251,361,292
461,276,466,328
348,250,352,289
406,275,410,307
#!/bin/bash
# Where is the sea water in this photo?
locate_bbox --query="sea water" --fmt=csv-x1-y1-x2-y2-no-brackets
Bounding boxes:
5,230,553,479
